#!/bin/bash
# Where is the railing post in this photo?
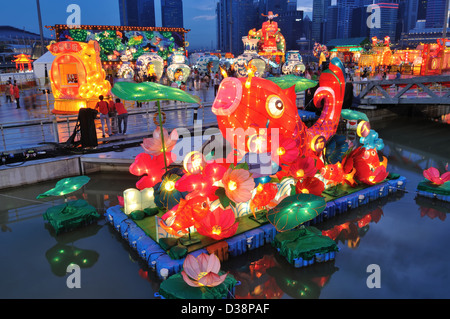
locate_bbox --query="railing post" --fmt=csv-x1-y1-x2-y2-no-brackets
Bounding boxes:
40,120,46,142
1,125,6,151
52,115,60,143
66,116,71,136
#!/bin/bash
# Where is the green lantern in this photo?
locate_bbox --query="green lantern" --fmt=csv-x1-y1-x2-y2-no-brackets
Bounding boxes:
266,194,326,232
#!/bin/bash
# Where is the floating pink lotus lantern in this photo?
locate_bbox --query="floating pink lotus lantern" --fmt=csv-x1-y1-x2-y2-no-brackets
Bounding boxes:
423,167,450,185
181,253,228,287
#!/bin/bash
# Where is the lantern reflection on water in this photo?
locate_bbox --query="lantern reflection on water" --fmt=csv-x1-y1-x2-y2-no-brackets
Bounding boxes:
48,40,111,114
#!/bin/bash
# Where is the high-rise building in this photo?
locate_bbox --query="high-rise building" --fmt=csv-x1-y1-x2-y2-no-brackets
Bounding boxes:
336,0,357,39
216,0,258,55
425,0,446,28
417,0,428,20
119,0,156,27
161,0,184,28
312,0,331,43
325,5,338,43
350,6,370,39
396,0,419,35
369,2,399,39
278,9,304,50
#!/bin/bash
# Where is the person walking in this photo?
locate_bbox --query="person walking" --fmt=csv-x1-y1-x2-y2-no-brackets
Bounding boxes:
200,76,209,106
114,98,128,135
108,97,118,134
5,81,12,103
13,81,20,109
194,70,200,91
213,73,221,97
95,95,112,138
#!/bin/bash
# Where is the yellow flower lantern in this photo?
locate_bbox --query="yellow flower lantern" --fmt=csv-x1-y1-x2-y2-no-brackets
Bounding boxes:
47,40,111,114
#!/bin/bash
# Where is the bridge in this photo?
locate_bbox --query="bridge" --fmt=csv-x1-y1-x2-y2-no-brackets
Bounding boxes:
353,75,450,107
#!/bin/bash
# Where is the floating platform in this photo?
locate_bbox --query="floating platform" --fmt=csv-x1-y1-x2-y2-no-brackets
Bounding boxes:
416,179,450,203
105,175,407,280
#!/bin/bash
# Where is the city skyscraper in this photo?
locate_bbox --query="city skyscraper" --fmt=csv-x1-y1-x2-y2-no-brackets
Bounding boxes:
325,5,338,43
161,0,184,28
119,0,156,27
312,0,331,43
216,0,258,55
417,0,428,20
369,2,399,39
336,0,357,39
425,0,446,28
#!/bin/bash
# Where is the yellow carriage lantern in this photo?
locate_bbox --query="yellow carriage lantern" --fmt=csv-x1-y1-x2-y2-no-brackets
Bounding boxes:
48,40,111,114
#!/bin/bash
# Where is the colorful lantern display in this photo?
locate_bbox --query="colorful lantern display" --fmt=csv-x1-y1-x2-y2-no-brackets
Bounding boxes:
181,253,228,287
12,54,33,72
47,40,111,114
167,50,191,82
423,167,450,185
123,187,155,215
135,53,164,81
212,57,344,160
282,50,305,75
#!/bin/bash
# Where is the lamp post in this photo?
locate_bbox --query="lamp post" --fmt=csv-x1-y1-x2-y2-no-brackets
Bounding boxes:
36,0,45,56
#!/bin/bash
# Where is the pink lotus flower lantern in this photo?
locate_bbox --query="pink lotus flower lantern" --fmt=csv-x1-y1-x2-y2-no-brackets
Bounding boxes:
423,167,450,185
181,253,228,287
142,128,178,156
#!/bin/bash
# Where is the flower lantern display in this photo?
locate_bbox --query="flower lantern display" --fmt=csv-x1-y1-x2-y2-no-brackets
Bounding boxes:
417,166,450,201
105,54,402,282
196,207,239,240
167,50,191,83
181,253,228,287
47,40,111,114
423,167,450,185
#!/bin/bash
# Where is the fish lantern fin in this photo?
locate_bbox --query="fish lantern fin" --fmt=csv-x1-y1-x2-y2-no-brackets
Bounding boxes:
283,85,296,104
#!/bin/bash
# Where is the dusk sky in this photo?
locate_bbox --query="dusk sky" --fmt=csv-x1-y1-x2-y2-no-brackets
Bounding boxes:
0,0,313,50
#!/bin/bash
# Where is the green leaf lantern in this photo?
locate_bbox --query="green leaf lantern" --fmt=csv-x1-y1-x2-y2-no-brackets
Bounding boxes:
267,74,318,92
266,194,326,232
112,81,200,172
111,81,200,104
37,176,90,199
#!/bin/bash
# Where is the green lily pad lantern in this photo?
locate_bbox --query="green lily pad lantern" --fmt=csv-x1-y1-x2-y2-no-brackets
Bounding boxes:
266,193,326,232
37,176,91,199
112,82,201,173
37,176,100,234
267,74,318,92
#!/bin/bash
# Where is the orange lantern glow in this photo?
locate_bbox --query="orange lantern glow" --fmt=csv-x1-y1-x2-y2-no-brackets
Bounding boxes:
48,40,111,114
12,54,33,72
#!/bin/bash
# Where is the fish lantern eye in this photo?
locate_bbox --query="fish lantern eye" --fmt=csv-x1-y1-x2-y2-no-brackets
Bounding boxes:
266,95,284,118
330,167,334,171
371,150,377,156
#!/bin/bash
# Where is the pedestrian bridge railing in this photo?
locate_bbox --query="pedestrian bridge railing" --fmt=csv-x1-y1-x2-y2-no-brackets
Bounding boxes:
0,102,212,154
353,75,450,106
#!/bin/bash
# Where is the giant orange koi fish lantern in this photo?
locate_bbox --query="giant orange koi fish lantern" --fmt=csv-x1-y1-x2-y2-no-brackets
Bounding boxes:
48,40,111,114
212,57,345,163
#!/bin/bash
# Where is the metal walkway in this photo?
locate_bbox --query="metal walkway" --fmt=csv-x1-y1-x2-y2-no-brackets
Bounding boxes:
353,75,450,107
